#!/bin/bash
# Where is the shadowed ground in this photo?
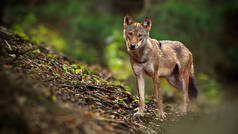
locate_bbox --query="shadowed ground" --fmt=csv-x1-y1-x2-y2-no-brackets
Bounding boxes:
0,27,191,134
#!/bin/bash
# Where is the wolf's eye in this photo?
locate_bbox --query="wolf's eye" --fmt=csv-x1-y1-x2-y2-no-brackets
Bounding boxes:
137,34,142,37
128,32,133,36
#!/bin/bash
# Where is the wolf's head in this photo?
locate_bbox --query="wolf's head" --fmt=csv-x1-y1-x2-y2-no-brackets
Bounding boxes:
123,14,151,52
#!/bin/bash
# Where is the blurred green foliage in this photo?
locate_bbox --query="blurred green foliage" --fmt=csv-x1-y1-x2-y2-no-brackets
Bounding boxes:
3,0,236,105
197,73,222,104
105,30,131,79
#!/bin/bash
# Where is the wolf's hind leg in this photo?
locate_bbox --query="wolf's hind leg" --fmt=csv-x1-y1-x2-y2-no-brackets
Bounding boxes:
182,75,190,113
167,64,183,90
167,75,183,90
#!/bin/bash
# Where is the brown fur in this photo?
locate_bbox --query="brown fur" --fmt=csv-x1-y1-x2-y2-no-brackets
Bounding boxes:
123,15,198,118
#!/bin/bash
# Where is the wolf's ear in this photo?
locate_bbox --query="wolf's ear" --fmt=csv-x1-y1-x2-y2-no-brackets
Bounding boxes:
124,14,134,27
142,17,152,31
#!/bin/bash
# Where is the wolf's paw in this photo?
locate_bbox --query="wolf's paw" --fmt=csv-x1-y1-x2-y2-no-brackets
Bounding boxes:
160,112,167,119
181,111,188,116
157,112,167,120
176,111,188,117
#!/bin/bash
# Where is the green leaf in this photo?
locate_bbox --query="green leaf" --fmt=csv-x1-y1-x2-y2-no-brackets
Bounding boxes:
75,69,80,74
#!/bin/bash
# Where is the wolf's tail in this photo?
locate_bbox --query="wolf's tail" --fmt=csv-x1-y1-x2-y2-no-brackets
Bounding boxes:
188,76,198,100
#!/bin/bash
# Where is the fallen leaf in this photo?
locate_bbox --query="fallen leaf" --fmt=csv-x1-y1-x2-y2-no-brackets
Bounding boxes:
91,104,95,109
87,111,94,116
6,65,12,69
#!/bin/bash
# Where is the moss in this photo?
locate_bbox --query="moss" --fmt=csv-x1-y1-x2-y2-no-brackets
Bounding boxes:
76,81,82,87
53,72,61,78
39,65,47,71
48,62,53,66
145,96,152,104
87,70,97,75
109,80,121,87
51,95,57,102
47,54,56,59
75,69,81,74
32,49,40,54
71,64,78,69
117,98,127,105
133,97,139,103
125,91,131,95
101,117,115,122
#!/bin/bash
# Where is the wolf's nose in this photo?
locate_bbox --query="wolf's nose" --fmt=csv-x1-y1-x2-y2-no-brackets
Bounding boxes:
130,44,136,50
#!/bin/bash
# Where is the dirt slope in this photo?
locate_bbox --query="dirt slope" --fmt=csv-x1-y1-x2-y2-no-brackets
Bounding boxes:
0,27,184,134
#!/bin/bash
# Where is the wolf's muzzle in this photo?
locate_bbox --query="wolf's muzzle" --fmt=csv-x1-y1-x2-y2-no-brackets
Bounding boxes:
129,44,136,50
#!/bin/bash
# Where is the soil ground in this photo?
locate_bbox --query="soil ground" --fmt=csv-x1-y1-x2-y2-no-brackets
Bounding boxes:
0,27,196,134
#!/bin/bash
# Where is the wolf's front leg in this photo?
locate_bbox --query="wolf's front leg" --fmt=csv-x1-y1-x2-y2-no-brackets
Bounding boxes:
134,73,145,117
153,74,166,119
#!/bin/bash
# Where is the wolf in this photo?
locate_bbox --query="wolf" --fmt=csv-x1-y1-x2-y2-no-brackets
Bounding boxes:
123,15,198,118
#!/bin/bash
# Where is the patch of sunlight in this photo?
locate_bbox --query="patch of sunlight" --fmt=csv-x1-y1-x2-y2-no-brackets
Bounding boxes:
105,29,132,79
29,25,66,51
197,73,222,105
12,25,29,40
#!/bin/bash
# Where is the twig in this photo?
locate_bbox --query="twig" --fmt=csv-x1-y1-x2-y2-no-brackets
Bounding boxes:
4,40,12,51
